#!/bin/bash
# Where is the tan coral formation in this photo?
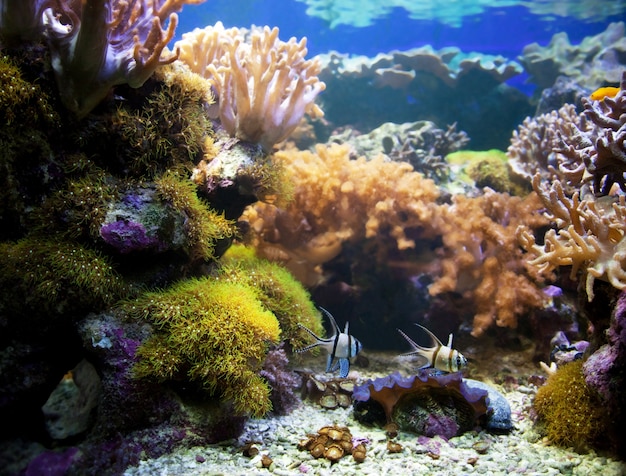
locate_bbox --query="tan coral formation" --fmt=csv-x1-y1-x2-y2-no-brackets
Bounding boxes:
243,142,549,336
175,22,326,151
430,189,549,337
518,177,626,302
242,143,440,286
518,72,626,301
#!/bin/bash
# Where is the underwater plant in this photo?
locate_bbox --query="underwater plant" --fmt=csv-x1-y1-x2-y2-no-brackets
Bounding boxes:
0,238,128,323
155,169,236,262
533,360,607,451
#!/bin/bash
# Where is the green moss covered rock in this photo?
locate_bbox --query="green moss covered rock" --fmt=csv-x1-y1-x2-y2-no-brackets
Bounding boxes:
124,245,323,417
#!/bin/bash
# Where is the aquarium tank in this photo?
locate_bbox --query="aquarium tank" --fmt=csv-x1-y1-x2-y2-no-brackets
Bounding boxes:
1,0,626,474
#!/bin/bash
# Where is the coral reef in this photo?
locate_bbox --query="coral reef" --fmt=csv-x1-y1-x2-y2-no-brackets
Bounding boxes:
123,245,322,417
329,121,469,182
533,360,607,451
175,22,325,151
0,0,207,116
429,189,549,337
1,7,324,473
352,371,493,439
518,73,626,302
519,22,626,90
242,143,440,286
316,47,531,149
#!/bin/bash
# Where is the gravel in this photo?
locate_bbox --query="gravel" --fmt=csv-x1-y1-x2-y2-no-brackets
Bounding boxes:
124,372,626,476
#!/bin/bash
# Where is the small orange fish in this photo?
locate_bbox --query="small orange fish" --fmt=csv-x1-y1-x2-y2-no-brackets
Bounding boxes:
590,86,620,101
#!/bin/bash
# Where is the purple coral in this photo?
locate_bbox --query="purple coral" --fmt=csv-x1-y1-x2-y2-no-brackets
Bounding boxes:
259,344,302,415
100,220,164,253
1,0,205,117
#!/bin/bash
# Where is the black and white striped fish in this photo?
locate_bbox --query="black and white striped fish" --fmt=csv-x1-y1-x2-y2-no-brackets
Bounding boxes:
397,324,467,373
296,307,362,378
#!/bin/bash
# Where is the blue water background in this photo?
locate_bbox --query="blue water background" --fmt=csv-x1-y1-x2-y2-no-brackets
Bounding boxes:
176,0,623,64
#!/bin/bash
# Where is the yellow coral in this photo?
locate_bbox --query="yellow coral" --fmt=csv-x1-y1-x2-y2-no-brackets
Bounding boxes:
155,170,236,261
128,278,280,417
534,360,606,450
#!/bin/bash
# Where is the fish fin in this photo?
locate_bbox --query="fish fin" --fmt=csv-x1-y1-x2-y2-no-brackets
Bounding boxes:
446,333,453,348
297,322,325,342
319,306,341,335
326,353,335,373
338,359,350,378
397,328,427,352
295,342,321,353
414,324,443,347
415,355,431,369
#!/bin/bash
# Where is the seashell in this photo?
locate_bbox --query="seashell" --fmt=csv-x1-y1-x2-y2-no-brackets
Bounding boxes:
324,443,345,462
319,394,338,409
352,443,366,463
327,428,343,441
310,377,327,392
310,442,325,459
386,440,403,453
383,422,399,439
472,440,490,454
241,443,259,457
316,434,329,445
298,435,317,451
339,439,353,452
260,454,273,468
336,393,352,408
338,380,355,393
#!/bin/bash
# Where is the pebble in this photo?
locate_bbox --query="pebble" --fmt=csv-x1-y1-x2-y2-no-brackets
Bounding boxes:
124,383,626,476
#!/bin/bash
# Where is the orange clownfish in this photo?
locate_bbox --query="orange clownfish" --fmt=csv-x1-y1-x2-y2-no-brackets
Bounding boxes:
590,86,620,101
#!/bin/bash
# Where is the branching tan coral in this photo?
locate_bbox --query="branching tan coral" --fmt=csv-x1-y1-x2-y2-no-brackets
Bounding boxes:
518,176,626,301
242,143,440,286
175,22,325,151
430,189,549,337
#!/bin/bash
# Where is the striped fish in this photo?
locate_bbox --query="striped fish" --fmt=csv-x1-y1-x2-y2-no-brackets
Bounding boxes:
296,307,362,378
397,324,467,373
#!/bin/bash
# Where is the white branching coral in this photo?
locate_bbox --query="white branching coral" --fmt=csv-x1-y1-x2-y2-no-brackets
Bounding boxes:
175,22,326,151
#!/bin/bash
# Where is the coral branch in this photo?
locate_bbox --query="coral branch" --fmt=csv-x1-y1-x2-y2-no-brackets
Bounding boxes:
176,22,325,151
38,0,205,117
